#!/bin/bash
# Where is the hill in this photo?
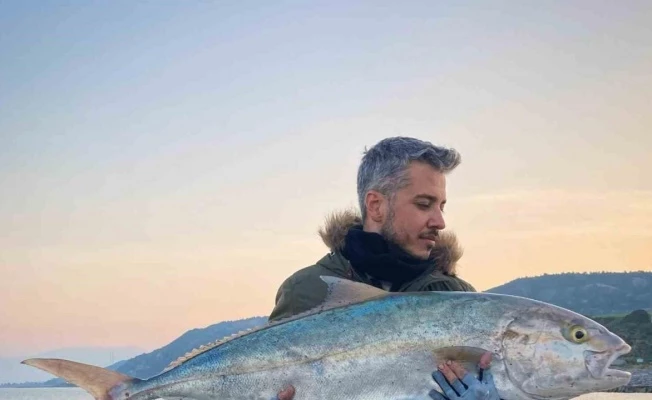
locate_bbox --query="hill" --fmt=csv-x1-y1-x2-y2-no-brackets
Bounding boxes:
486,271,651,316
111,316,268,379
0,316,268,388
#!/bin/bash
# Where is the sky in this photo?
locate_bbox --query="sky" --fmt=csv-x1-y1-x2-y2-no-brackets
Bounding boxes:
1,0,651,357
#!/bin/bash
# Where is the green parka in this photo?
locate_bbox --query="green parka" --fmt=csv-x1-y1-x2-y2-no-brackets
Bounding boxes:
268,210,476,322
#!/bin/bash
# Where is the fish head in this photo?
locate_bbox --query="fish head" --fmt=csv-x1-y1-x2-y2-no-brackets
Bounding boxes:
500,303,631,399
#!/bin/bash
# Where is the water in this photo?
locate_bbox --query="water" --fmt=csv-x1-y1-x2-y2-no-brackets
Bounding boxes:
0,388,91,400
0,388,650,400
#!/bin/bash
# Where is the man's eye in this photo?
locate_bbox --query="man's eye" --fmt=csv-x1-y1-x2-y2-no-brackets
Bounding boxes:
417,203,430,209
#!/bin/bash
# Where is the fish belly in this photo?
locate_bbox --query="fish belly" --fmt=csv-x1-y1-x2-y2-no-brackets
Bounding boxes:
148,349,438,400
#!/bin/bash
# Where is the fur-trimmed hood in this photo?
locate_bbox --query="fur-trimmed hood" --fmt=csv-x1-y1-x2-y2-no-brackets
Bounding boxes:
317,209,463,276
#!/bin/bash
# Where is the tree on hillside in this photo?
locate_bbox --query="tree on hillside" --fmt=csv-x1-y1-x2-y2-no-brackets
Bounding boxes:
623,309,652,324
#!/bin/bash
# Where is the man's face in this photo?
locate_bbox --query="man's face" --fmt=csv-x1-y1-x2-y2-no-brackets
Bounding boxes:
380,162,447,260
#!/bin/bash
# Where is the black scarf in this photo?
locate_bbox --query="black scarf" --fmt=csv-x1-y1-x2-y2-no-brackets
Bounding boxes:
341,225,434,291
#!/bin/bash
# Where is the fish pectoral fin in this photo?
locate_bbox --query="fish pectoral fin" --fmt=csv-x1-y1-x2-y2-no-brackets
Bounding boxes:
318,276,390,308
431,346,493,371
21,358,139,400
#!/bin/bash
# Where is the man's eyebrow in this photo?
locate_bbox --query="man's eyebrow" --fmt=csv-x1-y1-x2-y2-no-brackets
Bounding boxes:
414,194,446,204
415,194,438,201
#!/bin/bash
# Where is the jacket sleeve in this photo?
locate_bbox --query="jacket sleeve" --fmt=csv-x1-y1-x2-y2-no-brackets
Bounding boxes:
423,276,477,292
268,277,302,322
267,273,329,323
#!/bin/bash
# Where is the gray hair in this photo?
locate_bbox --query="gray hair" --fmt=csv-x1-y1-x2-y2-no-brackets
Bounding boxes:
357,137,461,220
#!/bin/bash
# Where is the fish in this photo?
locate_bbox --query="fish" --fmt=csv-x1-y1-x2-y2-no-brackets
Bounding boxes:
22,276,631,400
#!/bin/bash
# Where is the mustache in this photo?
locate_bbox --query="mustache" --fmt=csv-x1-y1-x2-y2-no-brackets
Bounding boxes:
419,231,440,240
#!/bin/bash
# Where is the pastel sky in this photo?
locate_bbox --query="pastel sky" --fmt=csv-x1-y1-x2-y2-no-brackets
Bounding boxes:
1,1,651,357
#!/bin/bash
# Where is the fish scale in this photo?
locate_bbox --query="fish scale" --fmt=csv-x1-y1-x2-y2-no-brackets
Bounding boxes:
22,277,632,400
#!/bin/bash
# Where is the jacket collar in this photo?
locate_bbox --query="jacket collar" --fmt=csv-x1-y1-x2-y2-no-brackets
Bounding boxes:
316,209,463,277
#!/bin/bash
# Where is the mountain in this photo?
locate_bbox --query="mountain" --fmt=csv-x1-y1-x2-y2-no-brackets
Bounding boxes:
2,316,269,387
485,271,652,316
110,316,268,379
0,346,145,385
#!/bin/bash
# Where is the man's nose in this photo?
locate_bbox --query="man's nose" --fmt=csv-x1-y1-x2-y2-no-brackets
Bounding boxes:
428,209,446,230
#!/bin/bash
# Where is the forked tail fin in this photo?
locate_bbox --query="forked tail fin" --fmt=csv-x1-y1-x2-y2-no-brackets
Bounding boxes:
21,358,139,400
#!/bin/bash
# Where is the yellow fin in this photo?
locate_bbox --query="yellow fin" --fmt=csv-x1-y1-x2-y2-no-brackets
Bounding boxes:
21,358,136,400
432,346,488,363
431,346,494,374
319,276,389,308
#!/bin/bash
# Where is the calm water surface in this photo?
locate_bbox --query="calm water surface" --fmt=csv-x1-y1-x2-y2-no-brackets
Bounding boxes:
0,388,651,400
0,388,91,400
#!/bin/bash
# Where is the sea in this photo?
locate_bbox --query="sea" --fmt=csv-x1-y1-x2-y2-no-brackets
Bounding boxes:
0,388,650,400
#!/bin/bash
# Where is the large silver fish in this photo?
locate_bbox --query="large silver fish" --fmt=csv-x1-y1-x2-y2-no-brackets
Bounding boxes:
22,277,631,400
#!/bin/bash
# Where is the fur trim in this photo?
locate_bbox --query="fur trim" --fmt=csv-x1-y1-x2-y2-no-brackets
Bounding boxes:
317,209,463,276
318,208,363,251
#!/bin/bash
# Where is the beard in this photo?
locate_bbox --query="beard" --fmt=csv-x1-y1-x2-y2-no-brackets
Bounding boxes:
380,209,435,261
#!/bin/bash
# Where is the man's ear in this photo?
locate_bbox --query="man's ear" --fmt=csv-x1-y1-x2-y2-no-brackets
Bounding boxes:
364,190,385,223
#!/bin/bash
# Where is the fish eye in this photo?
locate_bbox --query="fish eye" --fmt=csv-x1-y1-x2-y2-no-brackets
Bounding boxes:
569,325,589,343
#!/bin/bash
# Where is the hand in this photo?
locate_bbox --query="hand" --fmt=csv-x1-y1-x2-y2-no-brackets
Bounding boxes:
274,385,295,400
429,352,501,400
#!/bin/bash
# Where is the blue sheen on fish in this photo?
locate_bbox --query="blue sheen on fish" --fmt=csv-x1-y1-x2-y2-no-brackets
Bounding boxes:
22,277,631,400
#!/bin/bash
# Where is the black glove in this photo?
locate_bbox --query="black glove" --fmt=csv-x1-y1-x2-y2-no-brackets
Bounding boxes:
429,365,501,400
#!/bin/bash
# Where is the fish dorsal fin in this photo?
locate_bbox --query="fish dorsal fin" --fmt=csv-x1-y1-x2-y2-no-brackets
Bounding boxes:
162,327,258,372
319,276,389,308
162,277,389,374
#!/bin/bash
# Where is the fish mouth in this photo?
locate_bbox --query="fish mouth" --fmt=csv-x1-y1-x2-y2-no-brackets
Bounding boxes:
584,344,632,381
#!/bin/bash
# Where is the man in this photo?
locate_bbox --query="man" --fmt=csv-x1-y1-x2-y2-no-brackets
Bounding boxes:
270,137,501,400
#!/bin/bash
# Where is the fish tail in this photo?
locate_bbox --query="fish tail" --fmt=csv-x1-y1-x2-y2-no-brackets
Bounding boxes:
21,358,139,400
